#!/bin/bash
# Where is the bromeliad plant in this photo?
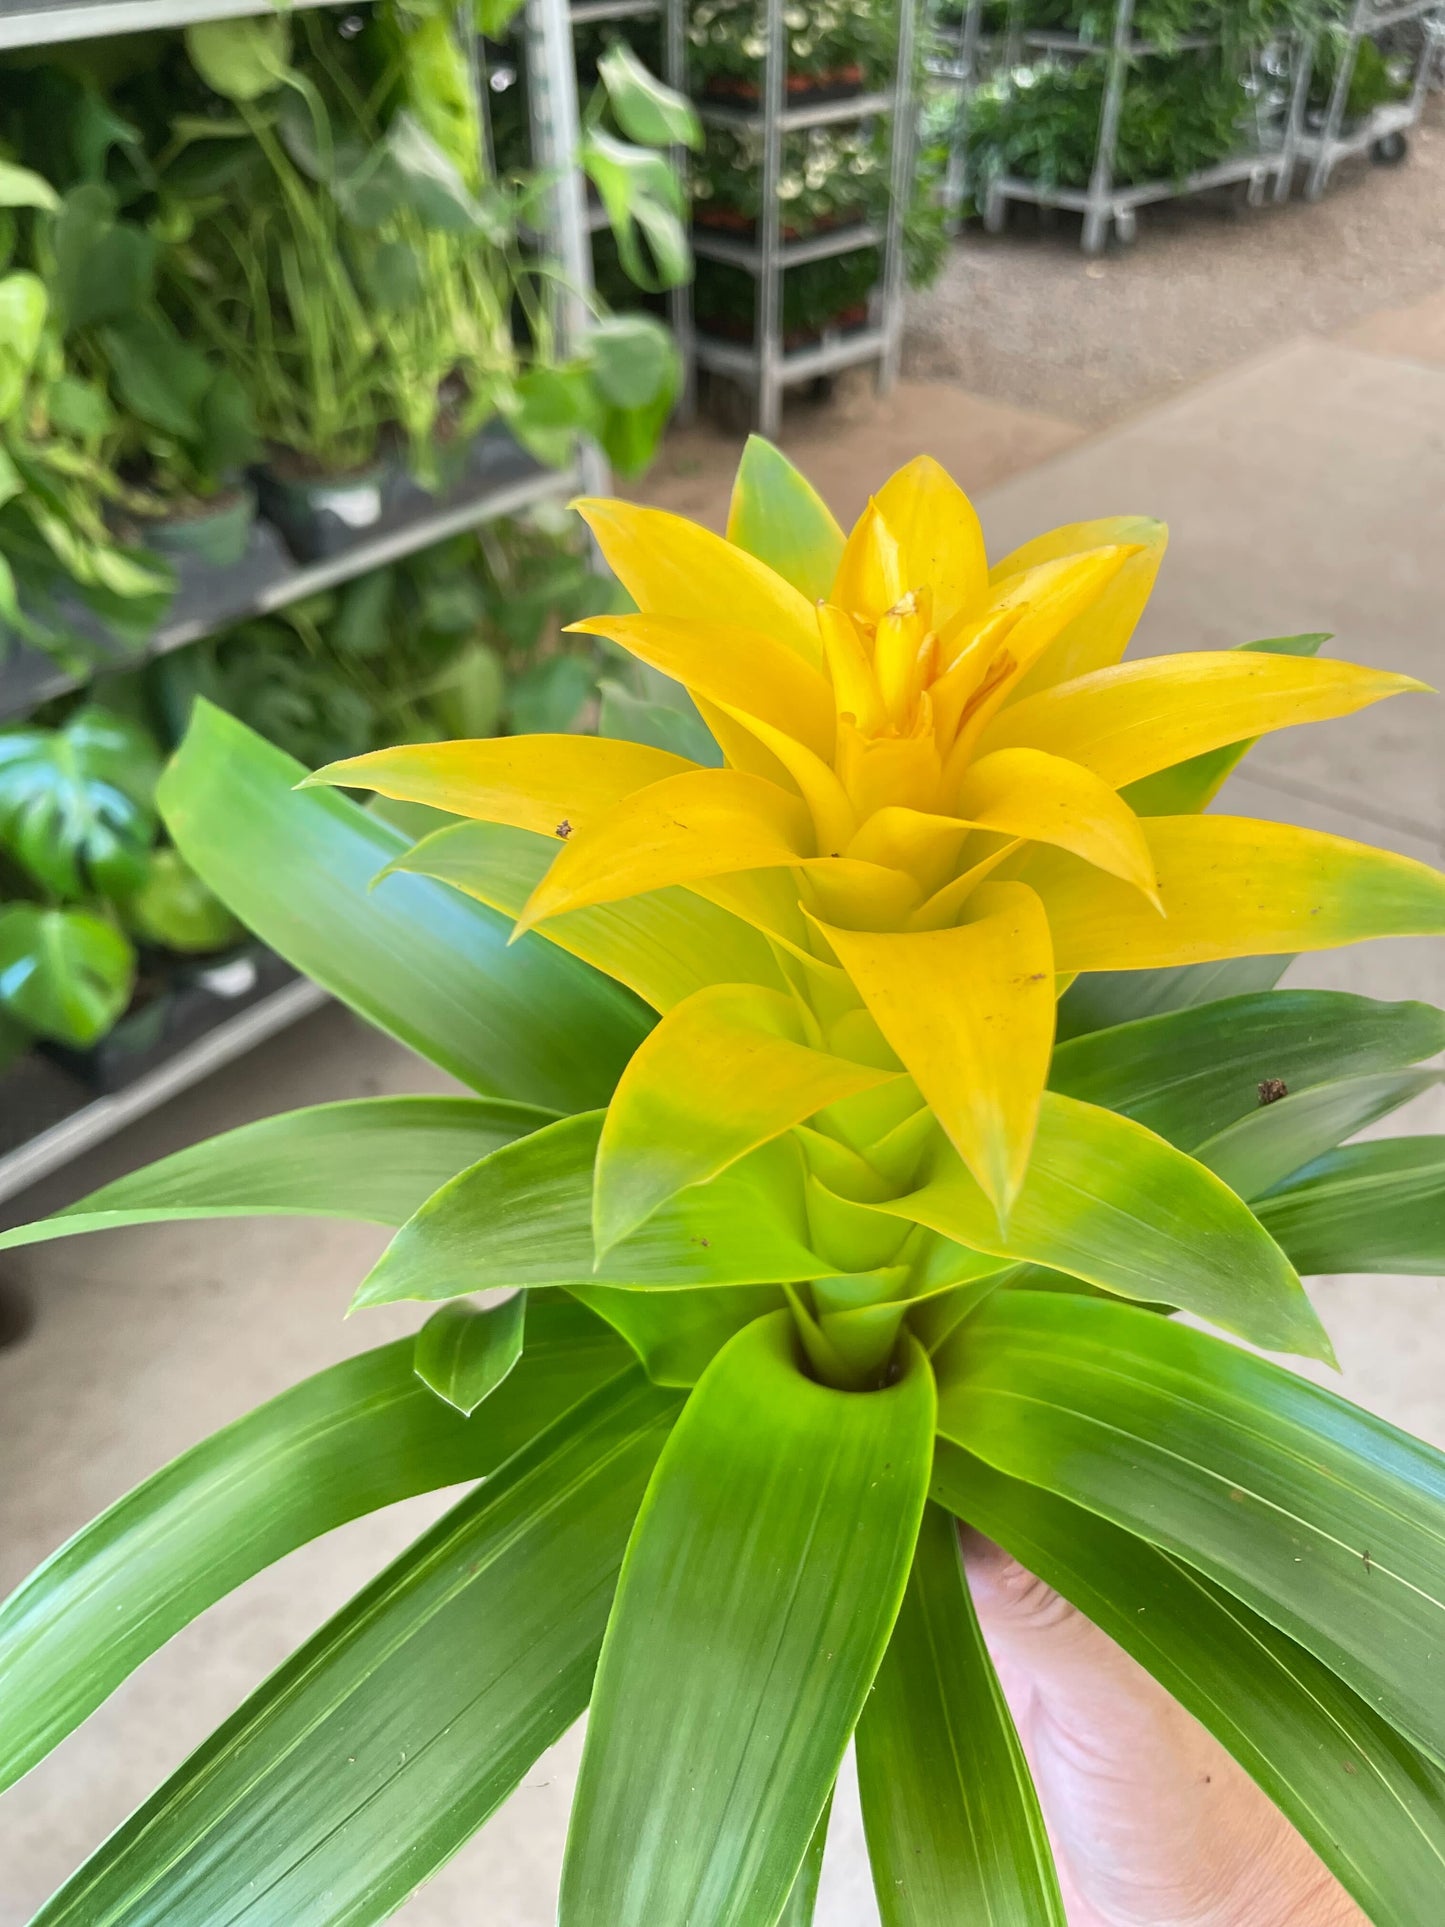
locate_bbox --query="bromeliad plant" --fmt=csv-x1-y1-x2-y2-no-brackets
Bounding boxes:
4,442,1445,1924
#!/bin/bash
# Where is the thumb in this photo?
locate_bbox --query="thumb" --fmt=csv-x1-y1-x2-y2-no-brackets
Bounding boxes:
959,1532,1363,1927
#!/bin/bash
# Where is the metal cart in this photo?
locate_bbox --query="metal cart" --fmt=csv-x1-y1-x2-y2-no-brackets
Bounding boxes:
1284,0,1444,201
674,0,921,438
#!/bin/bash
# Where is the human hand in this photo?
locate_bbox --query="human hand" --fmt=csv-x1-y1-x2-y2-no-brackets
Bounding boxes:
962,1533,1368,1927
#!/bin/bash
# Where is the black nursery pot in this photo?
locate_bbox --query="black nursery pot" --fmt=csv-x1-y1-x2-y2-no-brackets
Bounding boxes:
254,456,390,563
42,944,300,1096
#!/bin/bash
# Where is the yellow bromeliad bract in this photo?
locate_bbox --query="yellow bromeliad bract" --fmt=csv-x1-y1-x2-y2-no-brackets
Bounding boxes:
316,438,1440,1385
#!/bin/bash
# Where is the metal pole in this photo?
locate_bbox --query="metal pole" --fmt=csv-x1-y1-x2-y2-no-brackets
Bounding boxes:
664,0,699,421
757,0,788,438
525,0,611,492
1082,0,1135,254
881,0,920,393
1307,0,1368,198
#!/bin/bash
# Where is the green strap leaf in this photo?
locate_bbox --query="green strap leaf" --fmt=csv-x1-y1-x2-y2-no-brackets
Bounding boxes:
0,1095,554,1255
856,1501,1065,1926
1255,1137,1445,1275
1197,1068,1441,1204
158,701,651,1109
936,1291,1445,1767
0,1299,629,1795
778,1793,834,1926
880,1091,1330,1360
560,1313,936,1927
354,1111,829,1305
726,436,846,602
1050,989,1445,1149
934,1443,1445,1927
33,1370,679,1927
1119,632,1329,816
414,1292,526,1414
572,1281,786,1386
1054,952,1292,1043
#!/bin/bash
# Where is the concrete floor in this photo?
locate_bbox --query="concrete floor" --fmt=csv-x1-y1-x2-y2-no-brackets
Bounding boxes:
4,231,1445,1923
909,99,1445,427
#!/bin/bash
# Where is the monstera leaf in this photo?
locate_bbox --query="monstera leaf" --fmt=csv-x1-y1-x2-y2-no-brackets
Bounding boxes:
0,706,161,900
0,903,135,1046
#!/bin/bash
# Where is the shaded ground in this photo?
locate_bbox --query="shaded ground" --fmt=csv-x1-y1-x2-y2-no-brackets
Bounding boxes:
906,97,1445,424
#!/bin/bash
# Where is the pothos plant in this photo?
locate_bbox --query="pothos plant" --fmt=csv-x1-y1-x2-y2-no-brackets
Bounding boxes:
2,442,1445,1925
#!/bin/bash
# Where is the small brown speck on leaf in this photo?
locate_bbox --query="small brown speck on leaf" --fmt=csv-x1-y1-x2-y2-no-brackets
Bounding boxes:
555,819,573,839
1344,1761,1358,1775
1362,1548,1373,1573
1258,1078,1289,1105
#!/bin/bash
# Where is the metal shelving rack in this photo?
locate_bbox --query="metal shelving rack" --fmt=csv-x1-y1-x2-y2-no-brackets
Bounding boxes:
675,0,921,437
562,0,698,419
0,0,601,1209
966,0,1294,253
1284,0,1444,199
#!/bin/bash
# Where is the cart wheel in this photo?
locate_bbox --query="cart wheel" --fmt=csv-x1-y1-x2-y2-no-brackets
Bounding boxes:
0,1275,34,1349
1113,207,1138,247
1372,131,1409,166
983,186,1008,235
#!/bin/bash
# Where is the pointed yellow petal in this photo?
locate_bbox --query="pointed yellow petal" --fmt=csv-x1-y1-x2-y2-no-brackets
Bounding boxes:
812,882,1056,1218
941,546,1140,767
977,651,1429,787
569,614,837,760
691,692,796,785
801,859,926,931
844,807,971,893
390,820,791,1010
574,497,822,666
1032,815,1445,970
872,454,988,633
306,736,693,838
990,515,1167,699
956,747,1160,900
907,839,1023,930
726,435,845,600
516,769,812,932
713,700,857,854
818,603,886,732
594,983,897,1252
832,498,905,621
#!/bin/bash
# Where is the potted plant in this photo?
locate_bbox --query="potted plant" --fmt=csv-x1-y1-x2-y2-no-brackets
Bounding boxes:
688,0,892,105
0,701,250,1091
1,440,1443,1922
0,247,171,675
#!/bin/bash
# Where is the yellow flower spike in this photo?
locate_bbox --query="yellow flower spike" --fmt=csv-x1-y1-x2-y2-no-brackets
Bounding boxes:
573,497,823,666
1032,815,1445,970
871,454,989,634
812,882,1056,1223
927,605,1027,746
977,650,1430,786
834,717,944,820
817,603,887,732
567,614,838,760
306,736,693,837
955,747,1162,902
514,769,813,936
593,982,899,1255
832,499,906,623
872,590,936,728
